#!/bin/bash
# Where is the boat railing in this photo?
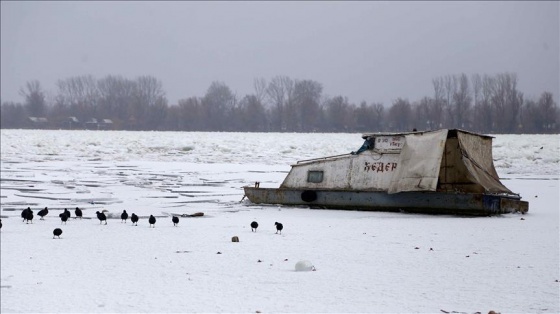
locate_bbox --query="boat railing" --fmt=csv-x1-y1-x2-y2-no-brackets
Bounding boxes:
296,153,353,164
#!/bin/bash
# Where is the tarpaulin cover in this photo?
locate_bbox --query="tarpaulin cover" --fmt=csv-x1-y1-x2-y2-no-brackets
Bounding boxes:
388,129,448,194
457,131,513,194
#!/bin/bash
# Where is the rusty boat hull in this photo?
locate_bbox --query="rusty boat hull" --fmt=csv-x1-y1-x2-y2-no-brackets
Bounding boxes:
243,186,529,216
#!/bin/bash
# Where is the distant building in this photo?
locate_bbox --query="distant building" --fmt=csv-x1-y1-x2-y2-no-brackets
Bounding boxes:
99,119,114,130
64,116,80,129
84,118,98,130
28,117,48,128
84,118,114,130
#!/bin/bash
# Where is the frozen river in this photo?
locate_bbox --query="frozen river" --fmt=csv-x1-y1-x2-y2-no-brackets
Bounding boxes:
1,129,558,313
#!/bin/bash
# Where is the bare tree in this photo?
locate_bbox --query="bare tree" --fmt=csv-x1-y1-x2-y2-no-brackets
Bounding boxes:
471,74,482,109
132,76,167,129
324,95,352,132
55,75,99,119
431,77,446,128
266,76,294,131
202,81,235,131
176,97,203,131
235,94,268,131
537,92,558,132
443,75,454,127
20,80,47,117
293,79,322,132
472,74,495,132
253,77,267,104
96,75,136,125
388,98,412,131
414,97,432,130
491,73,523,133
371,102,385,131
451,73,472,128
520,99,539,133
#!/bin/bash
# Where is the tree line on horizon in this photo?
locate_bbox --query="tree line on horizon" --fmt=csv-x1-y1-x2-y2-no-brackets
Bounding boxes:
1,72,558,134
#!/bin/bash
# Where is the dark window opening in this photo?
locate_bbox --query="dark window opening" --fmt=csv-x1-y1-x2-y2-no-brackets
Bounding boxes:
307,170,324,183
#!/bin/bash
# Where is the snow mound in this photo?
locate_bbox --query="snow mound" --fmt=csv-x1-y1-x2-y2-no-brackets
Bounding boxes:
295,260,315,272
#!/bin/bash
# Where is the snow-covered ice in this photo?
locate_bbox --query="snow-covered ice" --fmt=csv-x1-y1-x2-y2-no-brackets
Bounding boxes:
1,130,559,313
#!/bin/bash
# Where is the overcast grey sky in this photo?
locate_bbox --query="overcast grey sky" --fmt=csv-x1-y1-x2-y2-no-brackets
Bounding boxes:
1,1,558,106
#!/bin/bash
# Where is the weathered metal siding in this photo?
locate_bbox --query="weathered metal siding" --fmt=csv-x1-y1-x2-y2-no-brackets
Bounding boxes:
350,153,399,190
280,152,400,191
280,157,353,189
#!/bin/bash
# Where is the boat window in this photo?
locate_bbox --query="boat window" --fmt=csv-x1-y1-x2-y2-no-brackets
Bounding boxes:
307,170,324,183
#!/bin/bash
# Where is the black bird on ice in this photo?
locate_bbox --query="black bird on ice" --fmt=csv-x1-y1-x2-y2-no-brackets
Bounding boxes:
75,207,83,219
131,213,139,226
24,209,34,224
59,212,69,224
251,221,258,232
53,228,63,239
172,216,179,226
275,222,283,234
96,211,107,225
149,215,156,228
121,210,128,223
21,207,32,222
38,207,49,220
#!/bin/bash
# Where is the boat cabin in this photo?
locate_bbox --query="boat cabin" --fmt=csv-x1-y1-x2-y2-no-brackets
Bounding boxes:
280,129,514,196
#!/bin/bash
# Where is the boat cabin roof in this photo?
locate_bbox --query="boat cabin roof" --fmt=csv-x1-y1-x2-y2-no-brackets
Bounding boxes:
361,129,494,140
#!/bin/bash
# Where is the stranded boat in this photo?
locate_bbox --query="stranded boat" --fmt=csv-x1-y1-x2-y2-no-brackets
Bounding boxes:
243,129,528,216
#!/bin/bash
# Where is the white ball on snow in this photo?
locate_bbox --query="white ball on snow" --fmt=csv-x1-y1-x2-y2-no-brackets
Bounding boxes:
295,260,315,272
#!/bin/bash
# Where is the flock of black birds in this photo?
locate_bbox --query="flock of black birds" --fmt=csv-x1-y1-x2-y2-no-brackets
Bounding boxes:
3,207,285,239
9,206,183,239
